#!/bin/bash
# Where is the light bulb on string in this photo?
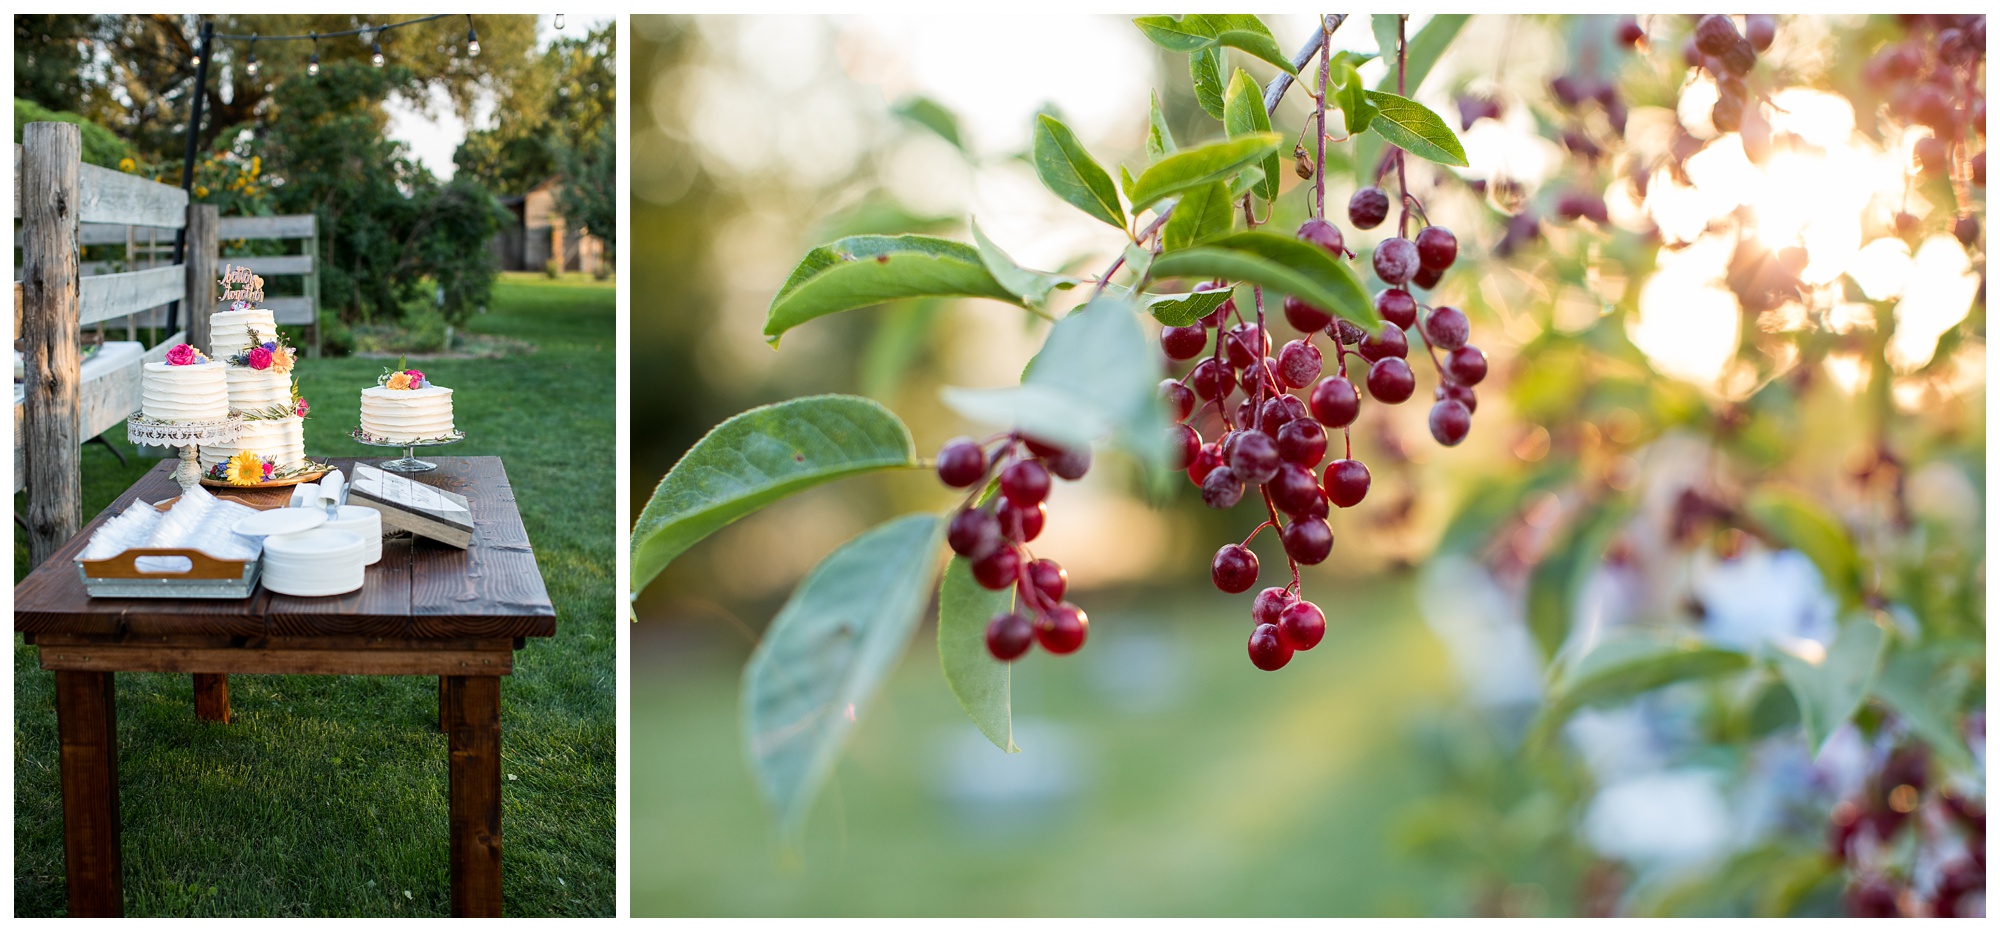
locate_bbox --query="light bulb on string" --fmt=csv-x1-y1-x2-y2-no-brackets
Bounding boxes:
372,40,385,67
245,36,258,77
308,33,319,76
554,14,565,29
467,15,480,57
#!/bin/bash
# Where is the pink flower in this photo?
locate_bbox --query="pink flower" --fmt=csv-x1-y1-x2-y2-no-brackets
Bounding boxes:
262,461,275,478
165,344,202,366
247,346,274,370
295,398,311,417
408,370,425,389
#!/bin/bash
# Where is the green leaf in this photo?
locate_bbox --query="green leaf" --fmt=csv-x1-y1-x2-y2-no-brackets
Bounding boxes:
1371,13,1403,74
1032,114,1125,229
1532,632,1751,747
1871,647,1976,770
1132,14,1217,52
892,96,965,153
1133,14,1298,75
1146,289,1233,327
1128,133,1282,213
938,558,1019,753
1336,63,1378,136
1149,231,1374,327
1190,47,1227,121
764,235,1019,344
1122,242,1156,283
631,396,919,594
1364,91,1468,167
1354,13,1469,182
1223,70,1281,201
1118,164,1139,203
1772,615,1886,754
1745,488,1862,609
970,219,1078,307
941,294,1167,475
743,513,944,839
1525,497,1635,661
1162,180,1236,252
1146,90,1177,161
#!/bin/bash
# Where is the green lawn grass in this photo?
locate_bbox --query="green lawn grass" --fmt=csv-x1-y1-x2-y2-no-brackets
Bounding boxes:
13,273,615,917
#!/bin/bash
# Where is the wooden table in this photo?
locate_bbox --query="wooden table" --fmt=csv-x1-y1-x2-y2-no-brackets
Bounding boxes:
13,456,556,917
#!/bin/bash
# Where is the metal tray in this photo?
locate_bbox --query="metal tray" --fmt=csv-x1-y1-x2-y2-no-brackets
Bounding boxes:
76,548,261,599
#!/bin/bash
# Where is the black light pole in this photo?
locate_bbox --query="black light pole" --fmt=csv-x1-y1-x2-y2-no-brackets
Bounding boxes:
167,18,214,336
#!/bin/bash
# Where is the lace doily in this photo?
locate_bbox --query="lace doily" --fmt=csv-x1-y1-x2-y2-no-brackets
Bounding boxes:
128,414,241,448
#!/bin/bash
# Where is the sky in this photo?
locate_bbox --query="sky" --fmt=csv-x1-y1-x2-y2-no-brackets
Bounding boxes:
382,13,614,182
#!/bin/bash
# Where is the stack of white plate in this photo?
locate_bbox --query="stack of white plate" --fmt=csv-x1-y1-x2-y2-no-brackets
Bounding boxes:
323,505,384,565
262,529,367,597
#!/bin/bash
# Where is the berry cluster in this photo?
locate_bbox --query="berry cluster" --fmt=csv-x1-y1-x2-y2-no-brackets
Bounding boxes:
1862,14,1986,247
1686,14,1776,134
1157,201,1484,670
936,434,1090,662
1826,742,1986,918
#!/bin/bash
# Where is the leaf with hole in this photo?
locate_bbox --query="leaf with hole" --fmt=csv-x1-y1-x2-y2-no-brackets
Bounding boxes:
1128,133,1282,213
630,395,918,594
1150,230,1374,328
763,235,1019,344
1364,91,1468,167
1223,69,1281,201
1147,90,1177,162
970,219,1077,307
743,513,944,840
938,557,1019,753
1032,113,1125,229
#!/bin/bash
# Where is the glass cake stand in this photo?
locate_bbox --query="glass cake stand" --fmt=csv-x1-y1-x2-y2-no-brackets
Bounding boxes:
350,428,465,473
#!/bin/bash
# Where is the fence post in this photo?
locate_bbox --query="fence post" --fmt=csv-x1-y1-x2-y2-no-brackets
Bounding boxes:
184,204,218,352
21,122,84,568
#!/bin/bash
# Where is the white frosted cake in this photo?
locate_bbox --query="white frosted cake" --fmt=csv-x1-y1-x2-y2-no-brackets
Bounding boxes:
140,359,228,421
226,367,293,413
361,384,455,442
200,416,306,472
210,307,277,358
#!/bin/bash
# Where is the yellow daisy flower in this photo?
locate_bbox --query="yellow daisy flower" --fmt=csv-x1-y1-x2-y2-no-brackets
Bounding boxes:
225,450,265,486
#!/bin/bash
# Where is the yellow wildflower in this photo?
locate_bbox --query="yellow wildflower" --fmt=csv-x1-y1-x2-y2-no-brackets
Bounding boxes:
385,372,413,390
224,450,265,486
195,185,209,198
118,157,136,172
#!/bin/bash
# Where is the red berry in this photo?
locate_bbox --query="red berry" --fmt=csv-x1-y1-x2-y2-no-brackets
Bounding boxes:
1277,340,1323,389
1252,587,1297,627
1188,441,1226,484
1694,14,1741,57
1615,17,1644,47
1429,399,1472,446
997,499,1046,542
1348,186,1390,230
1228,430,1281,485
1278,600,1326,650
1162,324,1208,360
1444,345,1487,385
1021,435,1064,458
1000,459,1051,505
1281,517,1333,564
948,508,1002,560
1024,558,1068,604
1211,543,1260,593
1438,381,1478,414
1373,237,1420,285
1283,295,1333,333
1297,217,1346,257
971,545,1021,590
1168,423,1200,470
1375,289,1417,330
1324,458,1371,508
937,438,988,488
1332,320,1366,346
986,611,1035,660
1269,462,1323,515
1415,225,1458,272
1248,623,1293,670
1161,378,1196,420
1410,264,1444,291
1744,14,1775,52
1367,357,1416,404
1276,417,1327,467
1357,325,1408,363
1425,306,1469,350
1201,465,1246,509
1200,297,1234,329
1256,396,1298,439
1308,376,1360,428
1046,446,1091,481
1035,604,1088,654
1191,357,1236,399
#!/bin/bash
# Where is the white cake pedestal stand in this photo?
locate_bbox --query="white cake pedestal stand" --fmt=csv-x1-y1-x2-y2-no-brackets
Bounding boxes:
127,414,242,491
349,428,465,473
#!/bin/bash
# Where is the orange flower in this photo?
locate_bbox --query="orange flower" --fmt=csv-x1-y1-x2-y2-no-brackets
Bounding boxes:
270,346,295,374
385,372,412,390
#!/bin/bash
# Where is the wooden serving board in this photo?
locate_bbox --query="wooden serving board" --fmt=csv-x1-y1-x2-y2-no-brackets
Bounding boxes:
347,463,474,549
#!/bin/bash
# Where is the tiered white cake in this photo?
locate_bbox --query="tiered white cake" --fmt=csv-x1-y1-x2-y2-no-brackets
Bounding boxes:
360,384,455,443
226,366,293,413
200,417,308,474
209,305,306,473
140,357,228,421
210,307,277,359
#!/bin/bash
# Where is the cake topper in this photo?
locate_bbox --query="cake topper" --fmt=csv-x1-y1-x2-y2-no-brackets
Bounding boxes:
219,264,266,304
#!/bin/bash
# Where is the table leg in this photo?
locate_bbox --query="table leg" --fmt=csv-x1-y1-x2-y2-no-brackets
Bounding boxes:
193,673,231,723
55,670,123,917
445,675,503,917
437,676,451,733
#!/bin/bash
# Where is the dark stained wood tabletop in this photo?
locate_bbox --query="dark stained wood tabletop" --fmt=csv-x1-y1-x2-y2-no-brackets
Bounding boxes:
14,456,556,639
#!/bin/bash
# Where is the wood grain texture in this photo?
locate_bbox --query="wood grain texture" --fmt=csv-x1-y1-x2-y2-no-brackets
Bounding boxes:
438,676,451,733
446,676,505,917
38,645,512,676
22,122,85,569
75,161,187,228
192,673,230,723
55,670,123,917
217,214,315,239
183,204,218,353
216,254,313,276
79,264,184,325
410,458,557,637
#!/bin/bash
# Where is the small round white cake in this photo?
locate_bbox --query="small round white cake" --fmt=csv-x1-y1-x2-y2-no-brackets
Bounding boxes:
226,367,292,413
210,307,277,358
360,384,455,443
199,416,306,473
140,361,228,421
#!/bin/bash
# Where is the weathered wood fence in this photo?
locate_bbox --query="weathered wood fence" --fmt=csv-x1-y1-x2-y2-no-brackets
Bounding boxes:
13,123,211,565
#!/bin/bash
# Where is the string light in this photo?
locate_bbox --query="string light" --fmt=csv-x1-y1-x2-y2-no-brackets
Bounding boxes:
554,14,565,29
372,40,385,67
245,36,259,77
466,15,480,57
307,33,319,76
